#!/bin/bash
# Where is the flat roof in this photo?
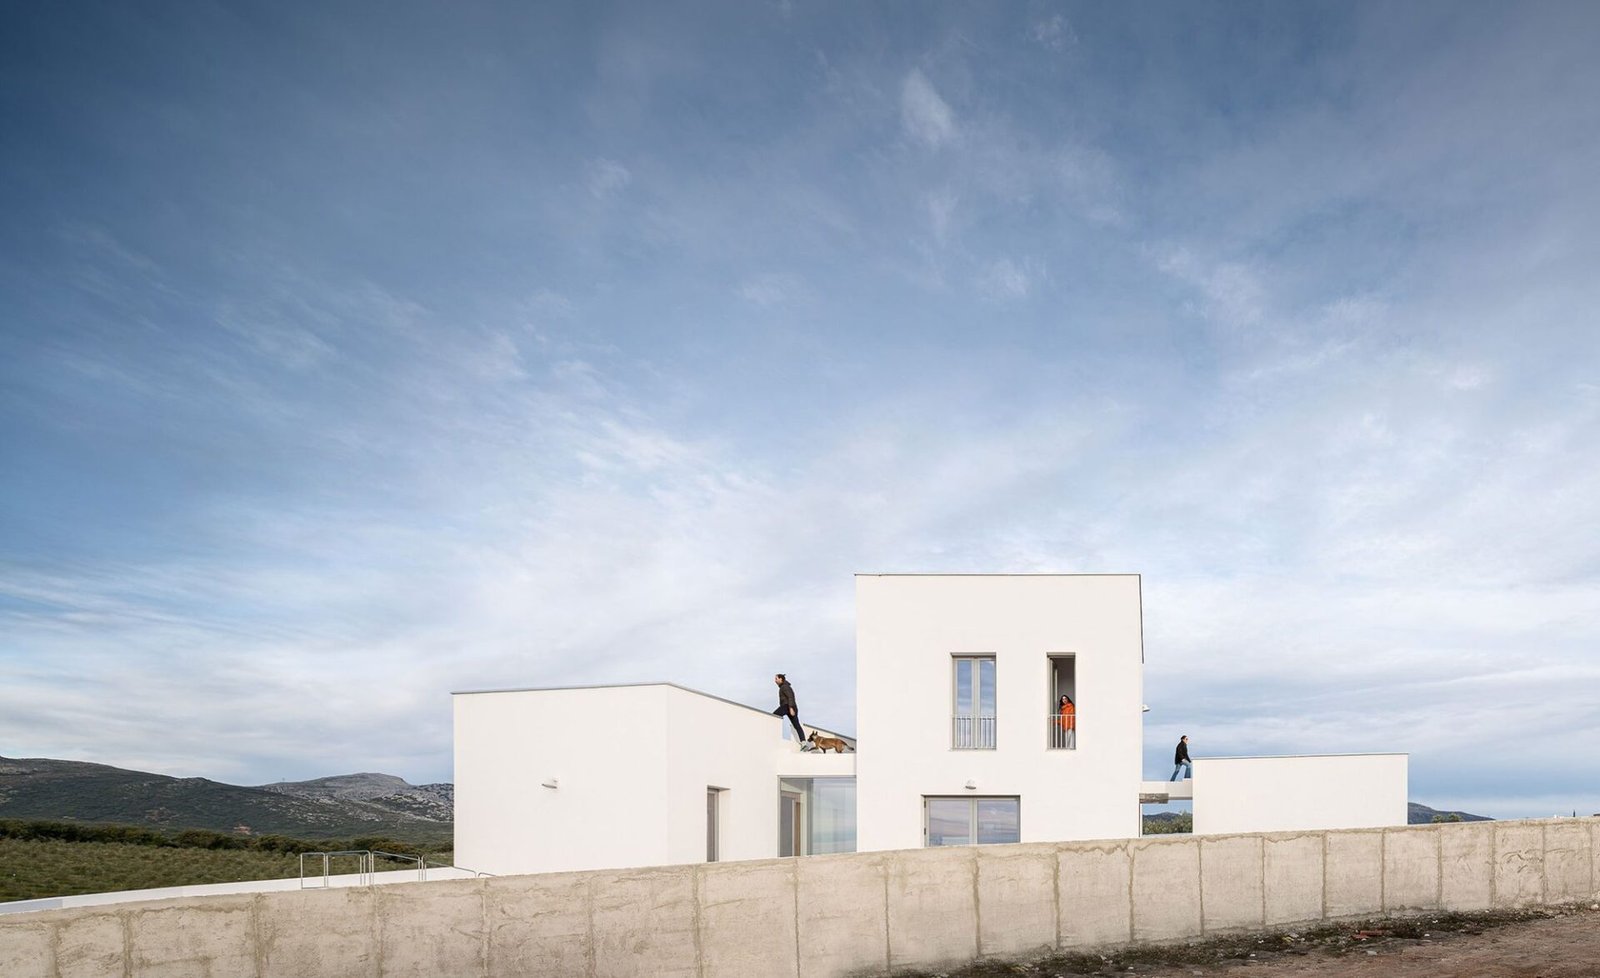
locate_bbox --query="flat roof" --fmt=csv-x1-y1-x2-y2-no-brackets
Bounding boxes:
853,572,1140,577
452,681,856,739
1197,753,1409,760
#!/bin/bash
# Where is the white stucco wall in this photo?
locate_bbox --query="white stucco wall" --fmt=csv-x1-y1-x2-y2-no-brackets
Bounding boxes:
662,689,788,865
1191,753,1409,835
854,574,1145,852
453,684,787,875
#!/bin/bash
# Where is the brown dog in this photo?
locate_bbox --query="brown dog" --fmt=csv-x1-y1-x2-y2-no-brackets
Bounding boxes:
807,731,852,753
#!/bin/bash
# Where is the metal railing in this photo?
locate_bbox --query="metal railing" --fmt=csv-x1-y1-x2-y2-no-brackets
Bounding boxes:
951,715,996,749
299,850,373,889
1047,713,1078,750
298,850,494,889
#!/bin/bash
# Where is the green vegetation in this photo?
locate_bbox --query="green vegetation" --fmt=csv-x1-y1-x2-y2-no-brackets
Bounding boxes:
1431,812,1464,823
0,837,306,902
1142,812,1192,834
0,756,452,846
0,820,453,902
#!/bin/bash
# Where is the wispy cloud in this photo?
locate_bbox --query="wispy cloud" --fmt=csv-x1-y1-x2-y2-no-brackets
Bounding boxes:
738,272,806,307
3,2,1600,821
1028,15,1076,52
586,158,633,199
976,257,1034,299
900,68,956,148
1153,245,1269,330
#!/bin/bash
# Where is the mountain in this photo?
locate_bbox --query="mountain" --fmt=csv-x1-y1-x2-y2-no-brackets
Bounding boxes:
256,773,453,822
1144,804,1488,832
0,756,452,843
1407,802,1492,824
1143,811,1188,825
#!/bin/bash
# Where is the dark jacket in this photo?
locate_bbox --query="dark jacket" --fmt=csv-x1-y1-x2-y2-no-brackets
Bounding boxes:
777,681,796,713
1174,740,1190,765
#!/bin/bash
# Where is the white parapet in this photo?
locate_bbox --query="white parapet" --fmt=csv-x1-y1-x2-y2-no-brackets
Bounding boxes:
775,747,857,778
1139,779,1193,802
0,866,481,917
1191,753,1408,835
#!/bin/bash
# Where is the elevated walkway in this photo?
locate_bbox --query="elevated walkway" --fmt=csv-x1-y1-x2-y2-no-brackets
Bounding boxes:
774,741,856,778
1138,779,1193,803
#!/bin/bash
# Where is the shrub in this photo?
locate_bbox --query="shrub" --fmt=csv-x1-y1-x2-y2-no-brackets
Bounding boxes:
1143,813,1193,834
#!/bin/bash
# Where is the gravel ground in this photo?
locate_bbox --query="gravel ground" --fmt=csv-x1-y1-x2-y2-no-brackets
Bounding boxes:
901,904,1600,978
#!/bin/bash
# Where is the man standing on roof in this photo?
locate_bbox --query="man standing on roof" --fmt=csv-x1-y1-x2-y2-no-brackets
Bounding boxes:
773,673,807,746
1170,735,1192,781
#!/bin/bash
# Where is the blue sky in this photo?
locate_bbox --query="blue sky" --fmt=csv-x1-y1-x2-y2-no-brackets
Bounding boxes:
2,2,1598,817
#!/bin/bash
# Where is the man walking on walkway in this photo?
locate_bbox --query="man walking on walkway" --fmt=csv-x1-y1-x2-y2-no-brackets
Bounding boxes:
773,673,807,746
1170,735,1192,780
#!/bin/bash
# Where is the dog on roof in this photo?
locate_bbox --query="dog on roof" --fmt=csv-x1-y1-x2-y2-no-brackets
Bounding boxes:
807,731,852,753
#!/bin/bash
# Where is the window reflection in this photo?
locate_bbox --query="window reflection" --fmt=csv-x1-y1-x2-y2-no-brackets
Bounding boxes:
777,777,856,855
976,798,1020,844
926,797,973,846
925,796,1020,846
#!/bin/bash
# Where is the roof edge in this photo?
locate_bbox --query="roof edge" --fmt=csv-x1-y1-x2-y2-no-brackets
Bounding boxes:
452,681,857,739
853,572,1141,577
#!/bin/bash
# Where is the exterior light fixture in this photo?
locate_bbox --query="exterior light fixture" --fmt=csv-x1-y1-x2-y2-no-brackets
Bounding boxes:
964,779,977,790
541,778,559,789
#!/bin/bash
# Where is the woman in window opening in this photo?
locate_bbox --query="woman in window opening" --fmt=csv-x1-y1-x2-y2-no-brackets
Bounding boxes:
1055,694,1076,749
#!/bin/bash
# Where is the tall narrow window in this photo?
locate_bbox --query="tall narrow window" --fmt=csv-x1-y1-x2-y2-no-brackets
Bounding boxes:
706,787,722,862
1048,654,1077,750
952,655,996,749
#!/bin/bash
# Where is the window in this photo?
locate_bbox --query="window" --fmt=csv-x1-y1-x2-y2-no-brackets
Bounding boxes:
1048,654,1077,750
777,777,857,856
706,787,723,862
924,796,1020,846
952,655,996,749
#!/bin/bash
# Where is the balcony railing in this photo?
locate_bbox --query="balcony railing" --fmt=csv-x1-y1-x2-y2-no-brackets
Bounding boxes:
951,715,996,749
1047,713,1077,750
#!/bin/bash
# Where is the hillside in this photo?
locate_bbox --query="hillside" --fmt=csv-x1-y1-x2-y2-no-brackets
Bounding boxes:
1407,802,1492,824
1143,804,1489,835
255,772,453,822
0,757,451,843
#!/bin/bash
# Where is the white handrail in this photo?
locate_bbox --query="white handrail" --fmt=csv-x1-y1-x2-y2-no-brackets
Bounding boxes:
1046,713,1078,750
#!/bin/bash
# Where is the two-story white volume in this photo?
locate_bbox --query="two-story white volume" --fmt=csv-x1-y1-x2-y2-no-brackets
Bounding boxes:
454,573,1406,876
854,573,1144,850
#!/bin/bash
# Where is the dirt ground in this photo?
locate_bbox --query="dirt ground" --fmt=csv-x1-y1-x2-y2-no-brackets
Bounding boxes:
910,905,1600,978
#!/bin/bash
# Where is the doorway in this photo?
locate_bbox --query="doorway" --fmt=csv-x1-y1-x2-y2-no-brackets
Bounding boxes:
1048,654,1077,749
779,790,803,857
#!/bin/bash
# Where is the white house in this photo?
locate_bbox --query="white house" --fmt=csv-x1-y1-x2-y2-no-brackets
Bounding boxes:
452,682,855,875
454,574,1407,876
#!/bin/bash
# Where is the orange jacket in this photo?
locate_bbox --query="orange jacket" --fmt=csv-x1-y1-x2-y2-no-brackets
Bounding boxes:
1056,702,1076,731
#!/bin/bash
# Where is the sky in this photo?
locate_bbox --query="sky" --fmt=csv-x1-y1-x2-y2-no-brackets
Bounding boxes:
2,1,1598,819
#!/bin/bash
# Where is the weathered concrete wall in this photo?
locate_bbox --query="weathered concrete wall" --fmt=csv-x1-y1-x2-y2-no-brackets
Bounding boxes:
3,818,1596,978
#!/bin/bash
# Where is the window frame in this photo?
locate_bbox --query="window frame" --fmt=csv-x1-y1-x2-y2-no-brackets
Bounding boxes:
922,795,1021,847
1047,653,1078,751
950,654,997,750
706,786,724,862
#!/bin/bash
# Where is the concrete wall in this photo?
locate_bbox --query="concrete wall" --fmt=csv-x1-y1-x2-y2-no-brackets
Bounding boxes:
1192,754,1408,835
10,817,1593,978
0,867,479,917
855,575,1145,851
454,684,788,875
